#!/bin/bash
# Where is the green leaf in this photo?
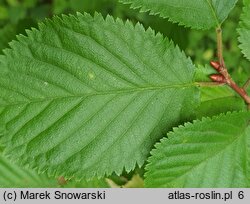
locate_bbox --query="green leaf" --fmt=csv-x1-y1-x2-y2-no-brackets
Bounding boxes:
0,152,109,187
145,111,250,187
200,86,235,102
0,13,199,179
142,15,189,50
194,64,216,82
196,96,245,119
120,0,238,30
195,65,246,118
0,153,58,187
238,0,250,61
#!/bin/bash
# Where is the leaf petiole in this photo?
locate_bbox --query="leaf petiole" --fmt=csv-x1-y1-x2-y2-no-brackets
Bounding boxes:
209,27,250,109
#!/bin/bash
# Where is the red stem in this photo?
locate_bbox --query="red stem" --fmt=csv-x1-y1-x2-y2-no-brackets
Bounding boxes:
210,27,250,109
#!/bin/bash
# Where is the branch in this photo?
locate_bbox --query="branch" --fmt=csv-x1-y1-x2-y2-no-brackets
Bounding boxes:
216,27,225,67
209,27,250,108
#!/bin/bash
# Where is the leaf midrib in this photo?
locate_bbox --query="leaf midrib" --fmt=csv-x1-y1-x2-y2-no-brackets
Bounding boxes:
1,82,195,107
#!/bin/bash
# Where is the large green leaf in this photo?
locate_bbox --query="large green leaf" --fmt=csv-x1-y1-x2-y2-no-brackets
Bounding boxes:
238,0,250,61
0,13,199,179
145,111,250,187
120,0,238,30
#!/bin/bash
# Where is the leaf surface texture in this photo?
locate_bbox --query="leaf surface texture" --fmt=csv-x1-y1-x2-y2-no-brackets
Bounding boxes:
0,13,198,179
120,0,238,30
145,112,250,187
0,153,109,187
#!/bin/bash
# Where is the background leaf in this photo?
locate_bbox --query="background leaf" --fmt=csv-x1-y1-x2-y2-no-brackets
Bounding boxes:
119,0,238,30
196,85,246,118
238,0,250,61
0,153,58,187
145,111,250,187
0,18,37,54
0,13,199,180
195,64,246,118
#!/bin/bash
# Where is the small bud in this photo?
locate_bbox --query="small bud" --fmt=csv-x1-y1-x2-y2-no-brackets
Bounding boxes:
210,61,221,70
210,74,226,83
57,176,67,186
